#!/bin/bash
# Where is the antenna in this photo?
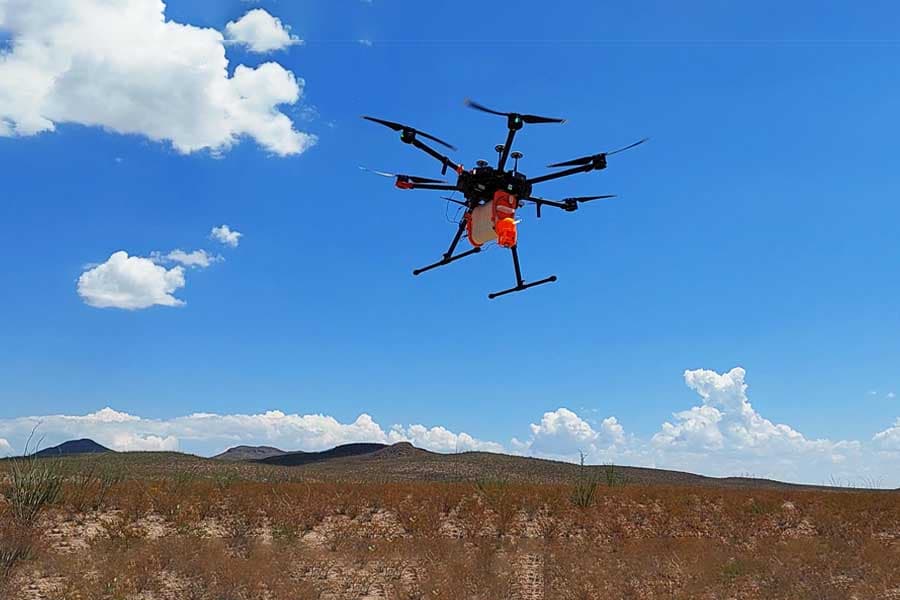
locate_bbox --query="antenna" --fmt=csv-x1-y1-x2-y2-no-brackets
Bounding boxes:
511,151,523,174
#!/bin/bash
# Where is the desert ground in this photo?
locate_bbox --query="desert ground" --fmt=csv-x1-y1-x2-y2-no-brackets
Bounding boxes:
2,444,899,599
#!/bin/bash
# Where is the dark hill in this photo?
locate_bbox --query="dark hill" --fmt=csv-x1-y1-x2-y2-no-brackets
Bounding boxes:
287,445,831,491
259,442,388,466
33,439,112,458
213,445,286,462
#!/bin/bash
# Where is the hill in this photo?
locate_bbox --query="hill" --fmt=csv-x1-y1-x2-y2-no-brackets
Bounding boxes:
32,438,112,458
16,441,878,492
290,443,826,490
212,445,286,461
258,442,390,467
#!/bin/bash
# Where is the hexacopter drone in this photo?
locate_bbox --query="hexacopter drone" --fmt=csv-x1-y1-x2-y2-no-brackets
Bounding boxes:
362,99,647,299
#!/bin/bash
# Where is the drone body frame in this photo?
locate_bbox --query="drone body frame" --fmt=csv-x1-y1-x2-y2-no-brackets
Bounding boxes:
362,101,646,299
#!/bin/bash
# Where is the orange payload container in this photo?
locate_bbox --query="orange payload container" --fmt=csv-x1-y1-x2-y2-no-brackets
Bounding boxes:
495,217,518,248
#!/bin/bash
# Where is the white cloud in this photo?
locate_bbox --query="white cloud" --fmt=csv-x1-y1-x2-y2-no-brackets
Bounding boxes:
78,407,141,423
874,419,900,450
225,9,301,53
389,424,504,453
358,39,373,47
512,408,625,461
77,251,186,310
165,249,221,268
641,367,873,483
0,0,316,156
0,438,11,456
110,432,179,452
211,225,243,248
651,368,840,456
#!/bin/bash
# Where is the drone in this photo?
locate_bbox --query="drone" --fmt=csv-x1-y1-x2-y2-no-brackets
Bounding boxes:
362,99,647,299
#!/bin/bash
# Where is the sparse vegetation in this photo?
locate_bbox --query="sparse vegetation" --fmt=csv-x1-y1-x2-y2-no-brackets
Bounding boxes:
570,451,599,508
1,451,64,586
1,452,898,598
602,461,627,487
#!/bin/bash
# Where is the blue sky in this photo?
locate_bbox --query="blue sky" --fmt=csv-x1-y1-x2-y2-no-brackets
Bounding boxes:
1,0,898,485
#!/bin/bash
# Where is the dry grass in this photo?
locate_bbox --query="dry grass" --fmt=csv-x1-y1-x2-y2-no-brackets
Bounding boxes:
1,455,899,599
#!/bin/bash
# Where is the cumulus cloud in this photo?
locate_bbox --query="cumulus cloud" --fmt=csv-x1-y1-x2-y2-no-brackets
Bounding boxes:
512,408,625,461
211,225,243,248
0,438,11,455
641,367,873,483
225,9,300,53
77,251,186,310
389,424,504,453
651,368,850,457
0,0,316,156
79,229,230,309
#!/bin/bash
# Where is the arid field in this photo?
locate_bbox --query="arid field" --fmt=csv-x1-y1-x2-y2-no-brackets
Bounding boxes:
2,446,899,600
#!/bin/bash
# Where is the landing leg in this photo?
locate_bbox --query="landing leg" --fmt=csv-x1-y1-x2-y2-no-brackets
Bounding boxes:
488,245,557,299
413,217,481,276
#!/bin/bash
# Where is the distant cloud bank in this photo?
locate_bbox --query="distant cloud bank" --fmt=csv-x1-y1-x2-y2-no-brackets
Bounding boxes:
1,368,897,487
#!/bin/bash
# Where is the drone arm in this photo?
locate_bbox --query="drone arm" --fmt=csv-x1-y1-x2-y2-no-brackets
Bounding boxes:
526,164,593,186
497,128,518,171
410,138,461,175
527,197,567,210
406,183,459,191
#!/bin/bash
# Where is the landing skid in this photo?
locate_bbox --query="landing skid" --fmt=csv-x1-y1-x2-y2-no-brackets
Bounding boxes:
413,247,481,276
489,275,557,299
488,245,557,299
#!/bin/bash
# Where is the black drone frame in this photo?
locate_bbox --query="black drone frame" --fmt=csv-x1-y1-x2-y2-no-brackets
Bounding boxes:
362,100,647,299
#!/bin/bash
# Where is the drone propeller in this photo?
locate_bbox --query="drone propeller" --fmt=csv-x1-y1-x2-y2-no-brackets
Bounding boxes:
547,138,649,168
527,194,617,218
359,166,445,184
362,116,457,151
464,99,566,125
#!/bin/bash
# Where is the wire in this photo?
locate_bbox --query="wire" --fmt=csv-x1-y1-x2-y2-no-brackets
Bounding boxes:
443,192,464,224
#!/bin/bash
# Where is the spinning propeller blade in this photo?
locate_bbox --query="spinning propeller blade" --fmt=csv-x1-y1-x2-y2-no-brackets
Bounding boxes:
359,166,445,184
607,138,650,156
547,138,649,168
362,116,457,150
566,195,617,203
464,99,566,125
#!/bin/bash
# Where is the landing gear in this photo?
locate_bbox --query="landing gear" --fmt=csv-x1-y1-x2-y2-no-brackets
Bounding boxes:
488,245,557,299
413,215,482,276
